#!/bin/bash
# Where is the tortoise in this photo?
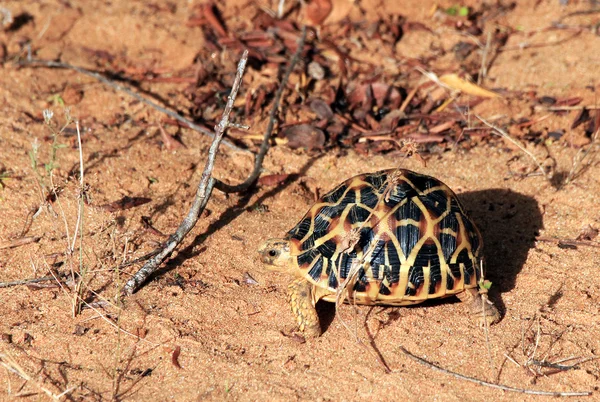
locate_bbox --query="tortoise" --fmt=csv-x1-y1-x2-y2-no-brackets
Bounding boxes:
258,169,500,337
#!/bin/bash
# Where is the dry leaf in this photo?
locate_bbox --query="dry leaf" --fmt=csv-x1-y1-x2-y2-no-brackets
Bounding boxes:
172,345,182,369
282,124,325,150
439,74,500,98
258,174,291,186
310,99,334,120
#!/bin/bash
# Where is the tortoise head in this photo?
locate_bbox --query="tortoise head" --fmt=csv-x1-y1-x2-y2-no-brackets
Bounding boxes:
258,238,293,272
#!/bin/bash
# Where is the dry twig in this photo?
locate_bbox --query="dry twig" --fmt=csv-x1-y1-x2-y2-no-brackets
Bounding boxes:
0,352,75,400
475,114,551,181
0,274,67,289
122,27,307,294
214,26,307,193
18,58,245,153
0,236,41,250
536,236,600,249
121,50,250,295
399,346,592,397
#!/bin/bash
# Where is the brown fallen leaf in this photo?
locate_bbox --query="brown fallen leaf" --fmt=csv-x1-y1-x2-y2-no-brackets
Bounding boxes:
282,124,326,150
258,174,291,187
428,120,457,134
439,74,500,98
172,345,182,369
347,82,402,109
100,196,152,212
555,97,582,107
202,3,227,37
310,99,334,120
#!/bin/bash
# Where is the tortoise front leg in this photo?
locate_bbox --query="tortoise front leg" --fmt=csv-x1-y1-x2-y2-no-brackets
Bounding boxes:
456,287,501,327
287,278,321,338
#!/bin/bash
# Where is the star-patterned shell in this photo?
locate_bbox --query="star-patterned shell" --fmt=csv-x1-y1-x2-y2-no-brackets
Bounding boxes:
285,169,483,305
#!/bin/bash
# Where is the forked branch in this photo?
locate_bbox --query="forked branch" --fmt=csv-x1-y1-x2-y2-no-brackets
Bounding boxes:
122,27,307,294
214,26,307,194
121,50,249,295
18,58,245,152
399,346,592,397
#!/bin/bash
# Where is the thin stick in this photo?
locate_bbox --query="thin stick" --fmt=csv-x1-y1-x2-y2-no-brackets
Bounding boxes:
534,105,600,111
18,58,246,153
214,26,307,194
0,352,64,401
0,275,66,289
73,121,87,315
477,30,492,86
70,121,84,252
399,346,592,397
564,124,599,186
475,114,551,181
478,261,495,375
122,50,250,295
536,236,600,249
0,236,41,250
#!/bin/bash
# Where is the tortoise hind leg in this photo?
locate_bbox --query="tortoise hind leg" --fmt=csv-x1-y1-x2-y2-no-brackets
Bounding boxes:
456,288,501,327
287,278,322,338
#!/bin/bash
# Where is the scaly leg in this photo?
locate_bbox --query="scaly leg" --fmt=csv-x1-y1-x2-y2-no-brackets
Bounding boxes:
287,278,321,338
456,287,501,327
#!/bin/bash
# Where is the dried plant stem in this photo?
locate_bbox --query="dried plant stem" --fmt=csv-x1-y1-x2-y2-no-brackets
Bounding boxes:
71,121,84,252
214,26,307,194
0,352,69,401
0,274,65,288
534,105,600,111
73,121,87,315
564,126,599,186
478,261,495,375
536,236,600,249
18,58,245,153
478,30,492,85
0,236,41,250
475,114,551,181
399,346,592,397
122,50,250,295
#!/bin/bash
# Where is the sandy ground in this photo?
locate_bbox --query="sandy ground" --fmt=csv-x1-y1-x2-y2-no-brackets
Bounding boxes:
0,0,599,400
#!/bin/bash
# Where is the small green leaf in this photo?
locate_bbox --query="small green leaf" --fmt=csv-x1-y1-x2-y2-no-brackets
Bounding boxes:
47,94,65,106
458,6,469,16
445,6,458,16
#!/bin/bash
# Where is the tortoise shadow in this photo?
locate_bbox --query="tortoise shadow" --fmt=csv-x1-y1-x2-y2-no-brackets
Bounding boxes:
459,188,543,316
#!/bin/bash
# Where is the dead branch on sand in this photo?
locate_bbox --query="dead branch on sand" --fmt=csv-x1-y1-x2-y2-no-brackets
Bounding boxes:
399,346,592,397
122,27,307,295
18,58,245,153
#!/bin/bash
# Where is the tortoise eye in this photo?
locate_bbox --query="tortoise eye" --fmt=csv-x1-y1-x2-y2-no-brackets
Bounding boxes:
268,249,278,257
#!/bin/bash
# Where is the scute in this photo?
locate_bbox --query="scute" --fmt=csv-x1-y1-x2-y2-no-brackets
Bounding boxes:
286,169,484,305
